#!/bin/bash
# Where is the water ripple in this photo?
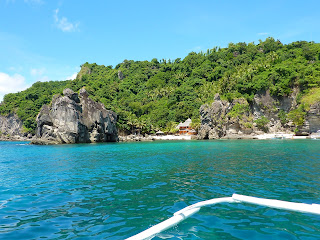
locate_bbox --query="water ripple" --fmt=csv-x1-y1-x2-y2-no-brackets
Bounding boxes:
0,140,319,239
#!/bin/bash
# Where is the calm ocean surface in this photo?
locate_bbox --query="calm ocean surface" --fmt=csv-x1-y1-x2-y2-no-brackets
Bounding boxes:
0,140,319,239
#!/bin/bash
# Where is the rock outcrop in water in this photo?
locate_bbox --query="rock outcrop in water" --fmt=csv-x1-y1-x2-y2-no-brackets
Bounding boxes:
198,90,320,139
32,88,118,144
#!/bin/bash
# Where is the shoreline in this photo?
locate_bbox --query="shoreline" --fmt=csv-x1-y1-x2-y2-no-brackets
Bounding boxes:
0,136,34,142
1,132,318,144
118,132,318,142
118,134,194,142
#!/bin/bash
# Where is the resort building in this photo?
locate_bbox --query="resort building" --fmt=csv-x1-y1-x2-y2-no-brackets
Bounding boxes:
176,118,197,135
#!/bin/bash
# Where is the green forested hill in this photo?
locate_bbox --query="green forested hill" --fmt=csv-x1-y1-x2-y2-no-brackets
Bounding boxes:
1,38,320,134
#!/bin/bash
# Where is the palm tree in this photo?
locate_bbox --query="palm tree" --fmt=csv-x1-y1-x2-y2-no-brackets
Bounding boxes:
136,118,146,136
127,113,138,135
190,118,201,132
165,121,178,134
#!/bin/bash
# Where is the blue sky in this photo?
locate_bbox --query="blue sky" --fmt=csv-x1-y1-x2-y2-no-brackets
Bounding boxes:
1,0,320,101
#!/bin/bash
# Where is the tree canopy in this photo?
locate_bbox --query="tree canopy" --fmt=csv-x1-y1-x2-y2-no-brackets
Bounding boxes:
1,38,320,134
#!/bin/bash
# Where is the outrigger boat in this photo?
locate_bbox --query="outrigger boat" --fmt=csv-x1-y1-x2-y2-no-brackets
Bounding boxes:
126,194,320,240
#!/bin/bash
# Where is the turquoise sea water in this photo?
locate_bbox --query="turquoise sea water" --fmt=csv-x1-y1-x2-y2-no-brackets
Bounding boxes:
0,140,319,239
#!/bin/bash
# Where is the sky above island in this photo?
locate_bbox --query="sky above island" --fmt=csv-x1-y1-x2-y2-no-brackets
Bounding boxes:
1,0,320,101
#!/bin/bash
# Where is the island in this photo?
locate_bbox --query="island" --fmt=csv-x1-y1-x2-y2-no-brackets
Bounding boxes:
0,38,320,143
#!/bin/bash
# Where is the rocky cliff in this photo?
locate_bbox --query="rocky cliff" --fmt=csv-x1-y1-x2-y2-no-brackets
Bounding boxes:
198,90,320,139
0,114,26,140
32,88,118,144
298,101,320,135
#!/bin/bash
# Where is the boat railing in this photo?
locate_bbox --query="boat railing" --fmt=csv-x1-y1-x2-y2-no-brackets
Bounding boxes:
126,194,320,240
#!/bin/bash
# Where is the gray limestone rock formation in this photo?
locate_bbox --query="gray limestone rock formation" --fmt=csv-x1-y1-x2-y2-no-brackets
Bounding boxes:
198,90,320,139
198,95,253,139
307,102,320,133
297,101,320,135
0,114,24,137
33,88,118,144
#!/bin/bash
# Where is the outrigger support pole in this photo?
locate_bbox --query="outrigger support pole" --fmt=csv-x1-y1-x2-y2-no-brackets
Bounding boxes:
126,194,320,240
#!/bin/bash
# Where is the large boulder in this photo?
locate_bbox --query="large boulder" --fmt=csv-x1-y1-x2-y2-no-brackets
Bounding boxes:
33,88,118,144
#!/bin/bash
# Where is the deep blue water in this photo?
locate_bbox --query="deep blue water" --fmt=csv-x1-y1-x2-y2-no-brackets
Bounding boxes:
0,140,319,239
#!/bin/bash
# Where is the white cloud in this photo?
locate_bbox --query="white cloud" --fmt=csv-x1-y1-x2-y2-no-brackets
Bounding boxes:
37,76,50,82
66,72,77,80
0,72,30,102
54,8,79,32
30,67,45,76
29,68,50,82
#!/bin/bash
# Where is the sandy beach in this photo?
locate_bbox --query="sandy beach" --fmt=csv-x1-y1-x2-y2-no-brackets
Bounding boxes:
153,135,192,140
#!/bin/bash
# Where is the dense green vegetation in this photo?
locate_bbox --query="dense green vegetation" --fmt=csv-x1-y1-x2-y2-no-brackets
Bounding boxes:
0,81,69,133
1,38,320,134
254,116,270,132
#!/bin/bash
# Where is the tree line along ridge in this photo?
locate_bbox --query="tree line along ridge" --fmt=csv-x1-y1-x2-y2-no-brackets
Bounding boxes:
0,37,320,135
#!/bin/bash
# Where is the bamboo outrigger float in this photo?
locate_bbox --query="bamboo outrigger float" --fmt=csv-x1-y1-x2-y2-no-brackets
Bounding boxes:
126,194,320,240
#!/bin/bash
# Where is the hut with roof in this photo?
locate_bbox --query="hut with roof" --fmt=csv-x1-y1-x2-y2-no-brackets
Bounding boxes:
155,130,165,136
